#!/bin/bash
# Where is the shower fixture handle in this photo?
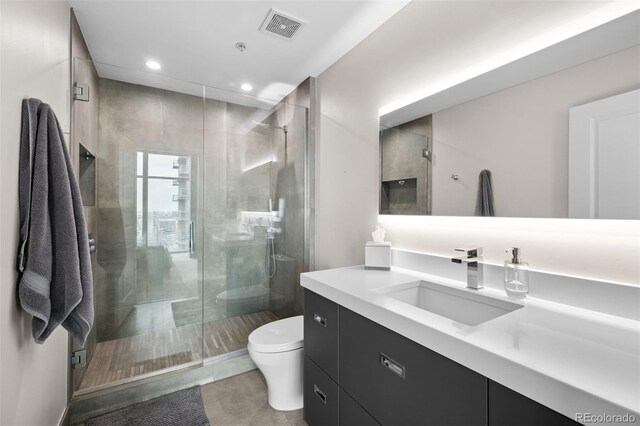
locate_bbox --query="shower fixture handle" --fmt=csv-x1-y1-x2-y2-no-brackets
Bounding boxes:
88,235,96,254
189,220,196,255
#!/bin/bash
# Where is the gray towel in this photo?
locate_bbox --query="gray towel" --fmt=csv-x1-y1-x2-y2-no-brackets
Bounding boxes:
475,169,495,217
18,99,41,272
18,99,94,345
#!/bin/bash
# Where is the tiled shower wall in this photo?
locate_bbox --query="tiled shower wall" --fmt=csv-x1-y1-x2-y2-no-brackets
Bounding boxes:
96,78,307,343
96,78,205,341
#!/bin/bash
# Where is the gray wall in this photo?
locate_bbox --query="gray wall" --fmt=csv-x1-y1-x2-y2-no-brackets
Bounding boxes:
268,101,308,317
97,78,205,340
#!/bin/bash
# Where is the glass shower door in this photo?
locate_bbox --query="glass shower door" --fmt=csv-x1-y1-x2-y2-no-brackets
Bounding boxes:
201,91,308,361
71,57,206,395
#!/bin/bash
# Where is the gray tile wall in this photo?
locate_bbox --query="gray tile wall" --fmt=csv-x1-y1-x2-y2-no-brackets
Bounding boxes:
97,79,204,341
381,115,432,215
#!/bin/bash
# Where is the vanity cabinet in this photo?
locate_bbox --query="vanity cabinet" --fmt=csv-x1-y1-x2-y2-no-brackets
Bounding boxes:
340,307,487,425
488,380,580,426
340,389,380,426
304,290,340,382
304,356,340,426
303,289,581,426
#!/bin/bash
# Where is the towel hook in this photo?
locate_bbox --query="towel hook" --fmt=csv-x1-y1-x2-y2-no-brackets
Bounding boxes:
451,174,459,181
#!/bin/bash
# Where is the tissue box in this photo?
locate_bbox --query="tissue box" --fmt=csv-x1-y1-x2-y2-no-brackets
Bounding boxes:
365,241,391,270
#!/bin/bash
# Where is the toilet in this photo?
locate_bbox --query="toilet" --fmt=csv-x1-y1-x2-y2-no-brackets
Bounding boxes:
248,315,304,411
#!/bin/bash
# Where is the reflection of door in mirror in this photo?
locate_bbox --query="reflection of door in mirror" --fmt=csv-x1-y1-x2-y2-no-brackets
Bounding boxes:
380,115,432,215
569,89,640,219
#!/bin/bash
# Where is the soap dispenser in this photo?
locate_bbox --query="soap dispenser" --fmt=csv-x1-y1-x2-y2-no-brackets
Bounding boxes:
504,247,529,299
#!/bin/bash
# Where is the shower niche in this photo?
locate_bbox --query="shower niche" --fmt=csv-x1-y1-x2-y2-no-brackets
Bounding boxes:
381,177,418,214
78,143,96,207
379,115,432,215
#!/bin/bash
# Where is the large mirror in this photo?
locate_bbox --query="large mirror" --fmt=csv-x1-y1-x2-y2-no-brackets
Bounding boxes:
379,10,640,219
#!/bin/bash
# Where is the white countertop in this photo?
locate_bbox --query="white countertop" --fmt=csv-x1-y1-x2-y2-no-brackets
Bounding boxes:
300,265,640,425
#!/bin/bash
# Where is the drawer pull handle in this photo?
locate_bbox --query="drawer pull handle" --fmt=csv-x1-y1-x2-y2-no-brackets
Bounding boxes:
380,353,405,379
313,384,327,404
313,313,327,327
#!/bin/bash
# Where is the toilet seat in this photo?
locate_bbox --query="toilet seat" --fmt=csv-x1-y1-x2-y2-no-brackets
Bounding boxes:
248,315,303,353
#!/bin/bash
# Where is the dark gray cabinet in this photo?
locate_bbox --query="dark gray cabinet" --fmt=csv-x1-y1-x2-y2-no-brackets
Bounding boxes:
304,356,339,426
303,289,581,426
340,307,487,425
340,389,380,426
488,380,580,426
304,290,340,382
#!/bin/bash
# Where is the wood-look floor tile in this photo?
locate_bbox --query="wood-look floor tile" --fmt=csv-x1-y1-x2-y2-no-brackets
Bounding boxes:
78,311,277,391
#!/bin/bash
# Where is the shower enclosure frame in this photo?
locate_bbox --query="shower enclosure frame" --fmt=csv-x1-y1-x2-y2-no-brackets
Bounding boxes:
67,56,315,420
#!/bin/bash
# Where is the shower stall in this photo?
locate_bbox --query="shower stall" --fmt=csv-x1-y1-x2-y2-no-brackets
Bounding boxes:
70,58,310,406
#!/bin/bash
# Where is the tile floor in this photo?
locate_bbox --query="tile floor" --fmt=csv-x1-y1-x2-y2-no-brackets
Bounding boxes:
79,370,305,426
200,370,305,426
78,311,278,390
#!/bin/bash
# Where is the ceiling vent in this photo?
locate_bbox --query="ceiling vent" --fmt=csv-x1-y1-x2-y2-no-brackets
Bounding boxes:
259,8,305,41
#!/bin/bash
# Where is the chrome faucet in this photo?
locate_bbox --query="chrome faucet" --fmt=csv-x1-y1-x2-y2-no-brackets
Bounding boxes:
451,247,484,290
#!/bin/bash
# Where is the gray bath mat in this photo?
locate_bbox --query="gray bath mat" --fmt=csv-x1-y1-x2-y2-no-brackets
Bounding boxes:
87,386,209,426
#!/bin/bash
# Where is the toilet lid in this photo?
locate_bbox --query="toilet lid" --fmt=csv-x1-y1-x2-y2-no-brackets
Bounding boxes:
248,315,303,353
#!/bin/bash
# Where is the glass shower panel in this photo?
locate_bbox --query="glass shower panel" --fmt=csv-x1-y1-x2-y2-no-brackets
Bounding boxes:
71,57,205,395
202,89,308,360
71,58,309,398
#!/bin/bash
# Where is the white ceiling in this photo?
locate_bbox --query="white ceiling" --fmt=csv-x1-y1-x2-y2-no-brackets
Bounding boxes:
71,0,409,108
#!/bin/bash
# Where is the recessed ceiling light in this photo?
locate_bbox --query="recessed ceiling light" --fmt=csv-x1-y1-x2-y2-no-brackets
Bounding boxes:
241,83,253,92
145,60,161,70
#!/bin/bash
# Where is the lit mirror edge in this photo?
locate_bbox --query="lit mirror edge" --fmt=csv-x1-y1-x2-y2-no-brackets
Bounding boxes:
379,6,640,127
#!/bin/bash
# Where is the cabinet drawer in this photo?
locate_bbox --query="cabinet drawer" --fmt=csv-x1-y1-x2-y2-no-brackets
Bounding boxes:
340,307,487,426
304,289,339,381
304,356,339,426
340,389,380,426
488,380,580,426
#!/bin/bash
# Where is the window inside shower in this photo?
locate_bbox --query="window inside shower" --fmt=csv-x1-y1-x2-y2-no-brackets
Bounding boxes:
136,152,192,252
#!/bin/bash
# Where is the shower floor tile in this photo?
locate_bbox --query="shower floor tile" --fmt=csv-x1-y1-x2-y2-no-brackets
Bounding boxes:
78,310,278,391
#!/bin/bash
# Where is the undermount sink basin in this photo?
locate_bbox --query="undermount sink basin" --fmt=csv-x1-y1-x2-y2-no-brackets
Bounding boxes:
374,281,523,326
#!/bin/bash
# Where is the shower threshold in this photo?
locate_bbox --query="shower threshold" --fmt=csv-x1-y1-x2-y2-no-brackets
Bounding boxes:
74,311,278,396
68,346,259,425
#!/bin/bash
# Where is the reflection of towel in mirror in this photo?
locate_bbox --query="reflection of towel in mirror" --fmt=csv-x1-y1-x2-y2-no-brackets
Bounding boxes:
475,169,495,217
18,98,94,345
